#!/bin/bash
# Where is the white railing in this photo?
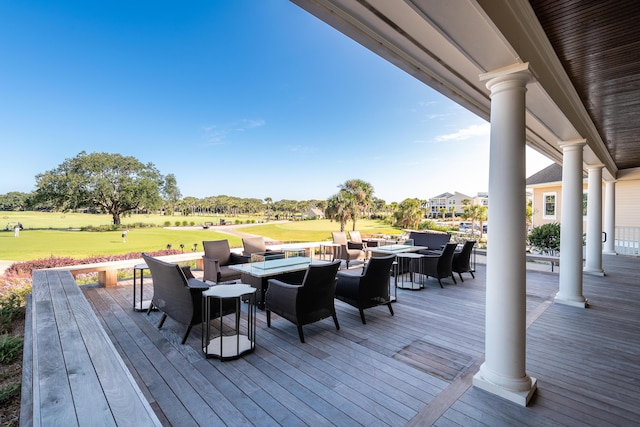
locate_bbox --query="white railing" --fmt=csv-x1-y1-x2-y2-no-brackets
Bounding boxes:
615,226,640,256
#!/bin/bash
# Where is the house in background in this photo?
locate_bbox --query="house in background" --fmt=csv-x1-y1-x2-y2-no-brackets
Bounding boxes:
526,163,587,230
428,191,473,218
527,163,640,231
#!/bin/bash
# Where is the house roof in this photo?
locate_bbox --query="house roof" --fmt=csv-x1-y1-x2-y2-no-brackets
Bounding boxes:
526,163,563,186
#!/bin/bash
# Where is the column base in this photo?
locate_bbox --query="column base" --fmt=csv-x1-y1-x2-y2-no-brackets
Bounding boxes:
583,268,605,277
472,372,537,406
554,293,588,308
602,251,617,256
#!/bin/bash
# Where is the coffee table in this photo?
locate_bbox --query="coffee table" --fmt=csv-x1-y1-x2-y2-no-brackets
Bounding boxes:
229,257,330,309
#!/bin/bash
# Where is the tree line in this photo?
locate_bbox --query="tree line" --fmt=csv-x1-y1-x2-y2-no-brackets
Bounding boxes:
1,151,490,229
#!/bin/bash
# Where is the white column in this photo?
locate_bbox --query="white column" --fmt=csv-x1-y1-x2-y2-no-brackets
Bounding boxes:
472,63,536,406
603,180,616,255
555,140,588,307
584,165,605,275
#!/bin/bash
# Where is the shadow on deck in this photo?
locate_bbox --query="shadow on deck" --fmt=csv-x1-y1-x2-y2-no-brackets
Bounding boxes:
82,255,640,426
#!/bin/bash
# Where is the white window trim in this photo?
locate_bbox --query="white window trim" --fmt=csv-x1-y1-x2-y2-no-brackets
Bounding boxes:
543,192,557,220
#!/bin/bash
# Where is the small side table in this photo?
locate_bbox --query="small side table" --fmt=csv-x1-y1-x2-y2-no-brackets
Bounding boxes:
133,263,153,311
319,242,340,261
202,284,257,360
396,253,424,290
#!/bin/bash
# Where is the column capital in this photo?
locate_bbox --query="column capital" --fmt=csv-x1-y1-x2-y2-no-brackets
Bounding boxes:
559,139,586,150
480,62,533,91
586,163,605,171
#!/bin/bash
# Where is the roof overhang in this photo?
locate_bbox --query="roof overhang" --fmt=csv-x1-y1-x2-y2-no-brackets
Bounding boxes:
292,0,616,180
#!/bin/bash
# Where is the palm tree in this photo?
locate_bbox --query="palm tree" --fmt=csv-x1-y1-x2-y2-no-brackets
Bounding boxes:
339,179,374,231
394,198,423,229
264,197,272,220
325,190,354,232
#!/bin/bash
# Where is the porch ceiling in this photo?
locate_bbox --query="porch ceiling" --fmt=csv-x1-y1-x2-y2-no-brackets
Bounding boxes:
529,0,640,173
292,0,640,181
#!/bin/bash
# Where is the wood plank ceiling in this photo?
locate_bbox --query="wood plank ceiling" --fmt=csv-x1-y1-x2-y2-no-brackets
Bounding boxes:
529,0,640,171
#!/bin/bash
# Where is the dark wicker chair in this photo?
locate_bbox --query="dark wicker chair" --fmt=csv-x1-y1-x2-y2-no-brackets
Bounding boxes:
332,231,364,268
452,240,476,282
335,254,395,324
142,253,233,344
202,240,245,283
265,260,341,343
420,242,458,287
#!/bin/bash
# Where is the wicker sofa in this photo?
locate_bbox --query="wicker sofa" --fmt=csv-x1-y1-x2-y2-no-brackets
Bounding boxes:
408,230,451,252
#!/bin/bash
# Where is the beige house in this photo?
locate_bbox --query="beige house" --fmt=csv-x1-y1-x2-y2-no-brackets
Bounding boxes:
527,163,640,230
428,191,473,218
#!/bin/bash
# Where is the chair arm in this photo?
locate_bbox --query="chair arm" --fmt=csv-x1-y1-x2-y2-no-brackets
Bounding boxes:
181,265,196,279
229,253,248,264
265,279,300,310
187,278,210,290
348,241,365,250
418,249,441,255
335,273,362,300
202,256,222,271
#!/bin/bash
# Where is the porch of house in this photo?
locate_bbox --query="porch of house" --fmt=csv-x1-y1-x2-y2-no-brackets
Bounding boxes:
81,255,640,426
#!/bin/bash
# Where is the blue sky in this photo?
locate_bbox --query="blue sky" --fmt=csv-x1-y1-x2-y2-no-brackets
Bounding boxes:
1,0,552,203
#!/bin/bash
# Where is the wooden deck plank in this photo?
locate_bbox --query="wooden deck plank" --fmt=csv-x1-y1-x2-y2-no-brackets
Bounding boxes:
32,271,79,427
48,272,116,427
78,255,640,426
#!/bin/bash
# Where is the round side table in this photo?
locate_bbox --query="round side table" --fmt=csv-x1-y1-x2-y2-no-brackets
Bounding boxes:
202,284,257,360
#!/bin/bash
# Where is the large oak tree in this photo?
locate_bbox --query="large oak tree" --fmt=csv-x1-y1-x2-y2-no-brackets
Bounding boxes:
33,151,165,225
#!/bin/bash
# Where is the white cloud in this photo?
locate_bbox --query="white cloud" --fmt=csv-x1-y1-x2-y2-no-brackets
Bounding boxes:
436,123,490,141
202,118,266,144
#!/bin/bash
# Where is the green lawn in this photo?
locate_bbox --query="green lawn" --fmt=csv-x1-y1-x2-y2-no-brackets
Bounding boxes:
243,219,399,242
0,211,247,230
0,213,401,261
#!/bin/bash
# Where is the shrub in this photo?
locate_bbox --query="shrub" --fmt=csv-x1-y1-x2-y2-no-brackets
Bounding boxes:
175,220,181,227
189,221,195,226
0,334,23,364
164,221,171,227
182,220,188,226
4,249,182,279
0,293,25,334
528,223,561,254
0,383,21,405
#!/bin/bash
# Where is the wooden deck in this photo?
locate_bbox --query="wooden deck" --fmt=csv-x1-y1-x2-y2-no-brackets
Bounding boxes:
81,255,640,426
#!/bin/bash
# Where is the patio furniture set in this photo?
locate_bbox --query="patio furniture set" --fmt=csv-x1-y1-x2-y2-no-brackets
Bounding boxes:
138,233,475,360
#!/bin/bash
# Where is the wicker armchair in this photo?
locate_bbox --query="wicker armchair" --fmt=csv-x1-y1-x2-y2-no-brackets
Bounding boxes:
420,242,458,288
332,231,364,268
265,260,341,343
202,240,245,284
242,236,283,257
452,240,476,282
142,253,233,344
335,254,395,324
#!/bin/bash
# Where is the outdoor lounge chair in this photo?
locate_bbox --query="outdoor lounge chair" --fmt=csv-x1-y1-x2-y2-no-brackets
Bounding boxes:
420,242,458,287
335,254,395,324
332,231,364,268
265,260,341,343
349,230,379,249
242,236,283,257
142,253,234,344
202,239,244,283
452,240,476,282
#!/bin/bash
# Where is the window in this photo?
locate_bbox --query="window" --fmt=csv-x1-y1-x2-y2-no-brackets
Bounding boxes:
583,192,588,217
543,192,556,219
